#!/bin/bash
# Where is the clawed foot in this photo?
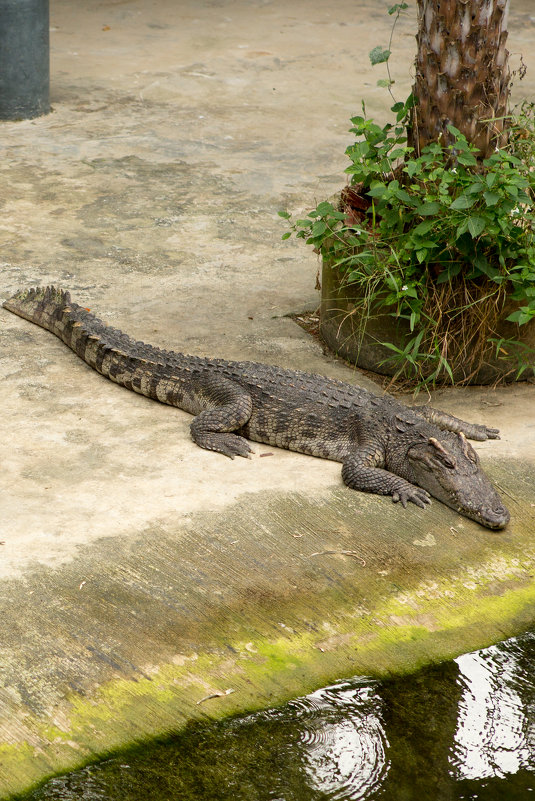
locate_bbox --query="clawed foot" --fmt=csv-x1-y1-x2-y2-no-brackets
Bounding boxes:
220,434,254,459
392,486,432,509
470,424,500,441
192,430,254,459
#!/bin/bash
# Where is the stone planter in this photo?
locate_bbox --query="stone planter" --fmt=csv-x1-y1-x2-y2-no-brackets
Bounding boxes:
320,255,535,385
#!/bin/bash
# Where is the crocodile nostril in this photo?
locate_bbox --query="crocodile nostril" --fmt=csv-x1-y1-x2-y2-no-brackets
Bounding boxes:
487,504,510,528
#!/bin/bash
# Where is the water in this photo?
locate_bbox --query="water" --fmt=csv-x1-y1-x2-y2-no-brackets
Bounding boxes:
24,632,535,801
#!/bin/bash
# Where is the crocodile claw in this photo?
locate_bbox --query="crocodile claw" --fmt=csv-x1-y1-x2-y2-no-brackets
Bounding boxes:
392,487,432,509
217,434,254,459
192,431,254,459
467,423,500,441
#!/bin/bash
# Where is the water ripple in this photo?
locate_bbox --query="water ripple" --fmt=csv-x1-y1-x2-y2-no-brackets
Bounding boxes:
289,678,389,800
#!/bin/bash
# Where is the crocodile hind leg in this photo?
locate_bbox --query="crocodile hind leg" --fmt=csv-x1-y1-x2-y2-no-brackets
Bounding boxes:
413,405,500,441
342,447,431,509
188,373,254,458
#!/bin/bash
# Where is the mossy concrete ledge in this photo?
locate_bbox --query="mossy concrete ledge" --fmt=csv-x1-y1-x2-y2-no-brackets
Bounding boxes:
1,460,535,798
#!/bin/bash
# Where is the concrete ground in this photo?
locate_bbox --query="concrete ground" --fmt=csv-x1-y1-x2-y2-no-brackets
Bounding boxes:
1,0,535,796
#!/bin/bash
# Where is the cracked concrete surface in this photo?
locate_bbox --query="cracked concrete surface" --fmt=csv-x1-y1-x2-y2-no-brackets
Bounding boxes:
1,0,535,795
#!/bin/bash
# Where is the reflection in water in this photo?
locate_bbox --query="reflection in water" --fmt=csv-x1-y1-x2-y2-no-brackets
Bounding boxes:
453,634,535,783
379,656,463,800
25,633,535,801
455,649,526,779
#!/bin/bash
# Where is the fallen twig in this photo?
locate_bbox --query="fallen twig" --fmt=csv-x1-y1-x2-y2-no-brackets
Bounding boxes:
196,688,235,705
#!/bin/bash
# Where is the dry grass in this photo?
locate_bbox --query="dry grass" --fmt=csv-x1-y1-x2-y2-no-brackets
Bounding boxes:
418,275,510,384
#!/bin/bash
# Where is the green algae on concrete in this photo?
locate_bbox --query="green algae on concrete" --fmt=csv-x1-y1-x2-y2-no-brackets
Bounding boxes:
1,460,535,799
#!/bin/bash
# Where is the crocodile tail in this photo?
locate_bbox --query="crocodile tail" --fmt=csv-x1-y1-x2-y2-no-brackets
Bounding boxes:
3,285,72,329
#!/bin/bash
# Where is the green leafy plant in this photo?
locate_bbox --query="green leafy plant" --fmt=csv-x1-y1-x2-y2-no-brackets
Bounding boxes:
280,1,535,388
280,97,535,387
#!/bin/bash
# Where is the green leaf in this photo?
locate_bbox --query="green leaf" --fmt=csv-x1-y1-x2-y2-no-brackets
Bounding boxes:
446,124,463,140
388,2,408,13
467,216,486,238
408,329,424,354
450,194,477,210
483,191,500,206
467,182,485,195
506,308,535,325
315,201,335,216
473,255,500,280
380,341,405,356
436,263,461,283
311,220,327,237
417,201,441,216
391,94,415,123
413,219,437,236
456,220,469,237
384,272,399,292
281,232,292,240
277,210,291,219
457,152,478,167
369,46,391,66
377,79,394,88
416,249,428,263
392,187,413,205
440,356,455,383
367,182,387,198
413,239,438,249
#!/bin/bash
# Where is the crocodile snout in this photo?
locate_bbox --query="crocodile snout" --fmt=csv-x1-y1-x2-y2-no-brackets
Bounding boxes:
481,503,510,531
458,498,510,530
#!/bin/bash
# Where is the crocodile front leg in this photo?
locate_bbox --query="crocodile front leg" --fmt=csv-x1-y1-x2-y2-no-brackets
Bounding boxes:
414,405,500,441
342,446,431,509
189,374,254,459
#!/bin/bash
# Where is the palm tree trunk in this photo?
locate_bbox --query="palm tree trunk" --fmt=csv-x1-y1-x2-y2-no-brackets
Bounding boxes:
409,0,511,159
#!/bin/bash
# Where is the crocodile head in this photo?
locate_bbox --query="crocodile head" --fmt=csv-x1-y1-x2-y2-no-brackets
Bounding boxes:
405,432,510,530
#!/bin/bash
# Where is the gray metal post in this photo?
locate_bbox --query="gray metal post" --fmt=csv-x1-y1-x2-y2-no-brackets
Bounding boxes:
0,0,50,120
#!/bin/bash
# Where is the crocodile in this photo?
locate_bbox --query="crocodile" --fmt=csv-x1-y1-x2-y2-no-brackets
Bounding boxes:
3,285,510,530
